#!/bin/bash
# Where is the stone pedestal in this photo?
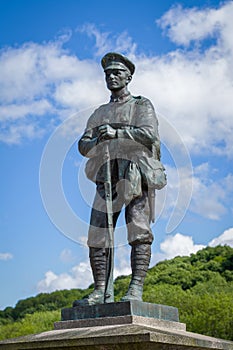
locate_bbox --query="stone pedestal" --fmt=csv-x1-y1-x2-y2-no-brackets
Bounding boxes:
56,300,186,332
0,302,233,350
60,300,181,324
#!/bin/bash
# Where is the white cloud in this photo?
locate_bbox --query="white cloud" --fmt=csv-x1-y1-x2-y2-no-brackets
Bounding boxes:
154,228,233,263
157,2,233,54
0,36,106,144
191,183,225,220
153,227,233,265
1,2,233,155
78,24,137,57
0,24,138,144
160,162,233,222
37,261,93,293
157,4,224,46
128,2,233,157
114,245,131,278
1,3,232,227
37,245,132,294
190,167,230,220
1,124,43,144
39,15,233,239
159,164,193,220
0,100,52,121
0,252,13,261
37,227,233,293
209,227,233,247
132,51,233,156
160,233,205,260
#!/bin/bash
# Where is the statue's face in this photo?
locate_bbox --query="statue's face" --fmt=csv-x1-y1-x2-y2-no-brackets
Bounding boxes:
105,69,131,91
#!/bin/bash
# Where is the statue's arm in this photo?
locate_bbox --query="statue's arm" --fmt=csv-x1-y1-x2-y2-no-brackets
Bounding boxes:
78,127,98,158
78,109,101,158
116,99,160,147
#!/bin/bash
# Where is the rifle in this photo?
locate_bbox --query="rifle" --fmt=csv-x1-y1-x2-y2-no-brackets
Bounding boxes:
103,141,114,303
149,188,156,223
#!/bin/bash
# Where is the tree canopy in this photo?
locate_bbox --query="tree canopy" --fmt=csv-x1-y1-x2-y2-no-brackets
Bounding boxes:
0,245,232,341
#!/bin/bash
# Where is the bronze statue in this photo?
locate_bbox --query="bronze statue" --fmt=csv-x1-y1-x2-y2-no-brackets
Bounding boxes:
73,52,166,307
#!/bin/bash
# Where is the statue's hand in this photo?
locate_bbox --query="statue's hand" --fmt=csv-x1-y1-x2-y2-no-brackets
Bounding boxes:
98,124,117,141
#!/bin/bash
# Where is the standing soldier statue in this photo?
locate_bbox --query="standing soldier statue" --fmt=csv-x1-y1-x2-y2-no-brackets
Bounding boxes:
73,52,166,307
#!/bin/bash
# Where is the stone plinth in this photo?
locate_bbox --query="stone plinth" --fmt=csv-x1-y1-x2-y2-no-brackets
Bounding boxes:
0,302,233,350
61,300,180,322
1,322,233,350
55,314,186,332
56,300,185,332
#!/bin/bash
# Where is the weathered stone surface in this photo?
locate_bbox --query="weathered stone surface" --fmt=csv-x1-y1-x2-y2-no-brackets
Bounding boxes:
1,322,233,350
61,301,179,322
55,314,186,331
0,300,232,349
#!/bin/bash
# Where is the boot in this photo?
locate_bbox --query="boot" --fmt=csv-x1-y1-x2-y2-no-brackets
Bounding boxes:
121,243,151,302
73,248,106,307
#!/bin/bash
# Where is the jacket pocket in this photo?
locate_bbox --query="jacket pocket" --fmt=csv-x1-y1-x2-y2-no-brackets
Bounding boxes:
138,157,167,190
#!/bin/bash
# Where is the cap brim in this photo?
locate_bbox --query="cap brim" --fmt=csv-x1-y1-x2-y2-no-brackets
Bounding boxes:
104,62,130,72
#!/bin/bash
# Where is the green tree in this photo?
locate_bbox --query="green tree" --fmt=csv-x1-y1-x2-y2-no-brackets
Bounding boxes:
0,310,60,340
1,245,233,341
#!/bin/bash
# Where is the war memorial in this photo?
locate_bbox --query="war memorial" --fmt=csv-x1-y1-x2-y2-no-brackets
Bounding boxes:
1,53,232,350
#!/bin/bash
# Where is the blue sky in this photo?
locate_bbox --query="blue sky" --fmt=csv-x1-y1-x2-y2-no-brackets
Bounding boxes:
1,0,233,310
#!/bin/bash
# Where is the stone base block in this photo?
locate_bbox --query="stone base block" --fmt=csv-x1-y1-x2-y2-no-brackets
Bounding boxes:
0,302,232,350
61,301,180,323
55,314,186,332
1,322,233,350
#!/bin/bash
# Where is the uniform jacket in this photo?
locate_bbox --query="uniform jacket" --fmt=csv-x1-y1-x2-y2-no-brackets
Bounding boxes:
78,93,166,190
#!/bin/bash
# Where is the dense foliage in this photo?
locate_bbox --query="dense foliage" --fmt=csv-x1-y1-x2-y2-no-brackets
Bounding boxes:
0,245,232,341
0,311,60,340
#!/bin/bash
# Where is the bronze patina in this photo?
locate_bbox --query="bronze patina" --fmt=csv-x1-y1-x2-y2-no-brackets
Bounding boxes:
73,52,166,307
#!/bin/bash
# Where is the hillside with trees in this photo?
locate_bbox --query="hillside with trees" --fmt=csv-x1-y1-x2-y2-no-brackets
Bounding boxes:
0,245,232,341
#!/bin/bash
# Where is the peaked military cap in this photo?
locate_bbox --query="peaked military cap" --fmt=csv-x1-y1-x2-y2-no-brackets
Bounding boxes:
101,52,135,75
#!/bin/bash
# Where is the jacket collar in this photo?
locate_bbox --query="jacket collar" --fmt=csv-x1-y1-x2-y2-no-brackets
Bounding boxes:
110,92,131,103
